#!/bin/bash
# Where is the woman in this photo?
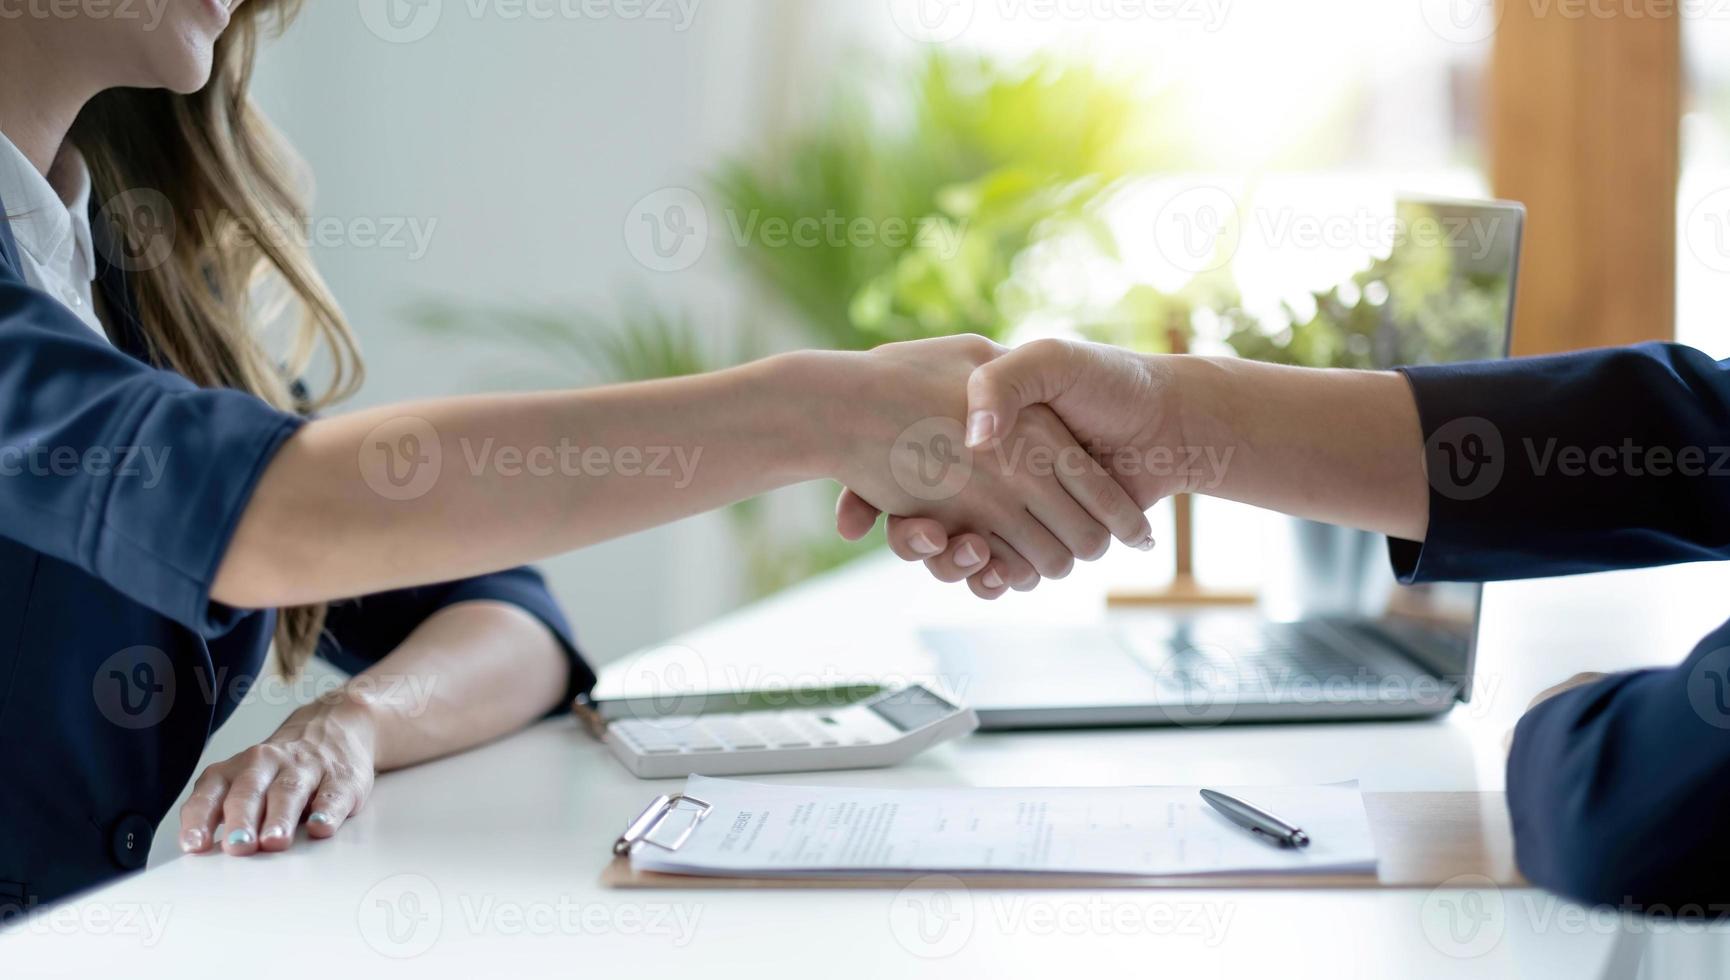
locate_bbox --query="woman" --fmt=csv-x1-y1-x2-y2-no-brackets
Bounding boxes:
0,1,1153,908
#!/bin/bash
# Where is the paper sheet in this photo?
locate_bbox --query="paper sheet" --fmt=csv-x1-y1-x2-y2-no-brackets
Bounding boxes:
630,776,1377,878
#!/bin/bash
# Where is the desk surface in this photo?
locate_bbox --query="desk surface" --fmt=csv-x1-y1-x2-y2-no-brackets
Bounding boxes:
8,549,1730,977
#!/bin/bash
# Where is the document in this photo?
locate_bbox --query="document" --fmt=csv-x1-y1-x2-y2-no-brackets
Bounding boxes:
629,776,1377,878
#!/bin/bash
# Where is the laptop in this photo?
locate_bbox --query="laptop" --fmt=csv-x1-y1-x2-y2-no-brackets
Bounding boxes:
922,196,1525,730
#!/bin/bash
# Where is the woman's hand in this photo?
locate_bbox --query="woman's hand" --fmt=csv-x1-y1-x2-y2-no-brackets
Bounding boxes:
817,335,1154,597
178,690,378,855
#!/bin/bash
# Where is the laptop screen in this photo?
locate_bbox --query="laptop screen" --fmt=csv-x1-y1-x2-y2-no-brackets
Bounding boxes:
1306,198,1523,688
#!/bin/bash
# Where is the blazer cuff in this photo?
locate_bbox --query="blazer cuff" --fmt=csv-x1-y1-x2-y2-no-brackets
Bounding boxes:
1387,362,1545,583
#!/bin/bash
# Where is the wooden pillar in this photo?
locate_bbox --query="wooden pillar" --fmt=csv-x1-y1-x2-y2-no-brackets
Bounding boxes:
1486,2,1681,354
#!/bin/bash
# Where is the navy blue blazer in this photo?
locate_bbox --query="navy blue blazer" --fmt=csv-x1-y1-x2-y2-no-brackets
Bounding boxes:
0,197,595,913
1397,343,1730,909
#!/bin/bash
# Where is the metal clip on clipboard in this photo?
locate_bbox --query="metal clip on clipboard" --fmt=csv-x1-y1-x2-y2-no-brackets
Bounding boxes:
613,794,712,856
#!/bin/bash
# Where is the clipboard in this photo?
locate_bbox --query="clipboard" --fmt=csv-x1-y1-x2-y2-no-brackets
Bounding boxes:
601,791,1525,890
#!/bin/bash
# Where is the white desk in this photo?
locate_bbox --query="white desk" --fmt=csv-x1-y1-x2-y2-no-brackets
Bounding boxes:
7,549,1730,977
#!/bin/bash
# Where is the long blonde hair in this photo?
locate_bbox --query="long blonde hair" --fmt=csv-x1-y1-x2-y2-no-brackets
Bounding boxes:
69,0,363,675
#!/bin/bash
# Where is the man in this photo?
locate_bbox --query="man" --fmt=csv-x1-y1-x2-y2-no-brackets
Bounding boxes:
841,337,1730,907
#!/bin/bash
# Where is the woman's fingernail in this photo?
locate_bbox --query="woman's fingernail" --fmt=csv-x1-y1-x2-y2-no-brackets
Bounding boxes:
983,569,1005,590
225,828,255,848
909,530,942,556
180,829,206,852
965,411,996,448
956,542,984,568
308,811,333,827
1136,535,1157,552
260,823,289,843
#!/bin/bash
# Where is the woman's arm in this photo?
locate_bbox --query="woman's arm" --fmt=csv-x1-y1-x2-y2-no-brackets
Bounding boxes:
215,337,1153,608
177,601,567,855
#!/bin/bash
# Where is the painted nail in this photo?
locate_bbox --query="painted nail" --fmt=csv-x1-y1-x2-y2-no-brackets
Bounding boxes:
307,811,333,827
965,411,996,448
955,541,984,568
909,530,942,557
225,828,255,848
1136,535,1158,552
260,823,289,843
982,569,1005,590
179,829,206,853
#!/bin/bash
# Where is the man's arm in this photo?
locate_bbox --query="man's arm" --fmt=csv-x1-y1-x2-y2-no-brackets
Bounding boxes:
1506,629,1730,907
865,339,1730,587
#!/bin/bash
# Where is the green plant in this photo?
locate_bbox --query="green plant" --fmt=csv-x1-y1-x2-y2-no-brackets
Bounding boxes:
712,52,1187,349
410,295,729,385
1218,202,1512,369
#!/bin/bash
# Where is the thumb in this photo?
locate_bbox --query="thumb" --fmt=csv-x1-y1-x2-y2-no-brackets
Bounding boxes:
964,339,1076,448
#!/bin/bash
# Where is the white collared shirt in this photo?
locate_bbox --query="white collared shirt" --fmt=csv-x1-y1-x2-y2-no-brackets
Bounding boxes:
0,130,108,341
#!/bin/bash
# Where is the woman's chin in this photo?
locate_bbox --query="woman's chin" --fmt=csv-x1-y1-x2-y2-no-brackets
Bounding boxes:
156,53,217,95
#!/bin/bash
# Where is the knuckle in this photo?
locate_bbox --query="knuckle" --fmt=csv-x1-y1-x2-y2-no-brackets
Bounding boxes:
1092,483,1126,519
1022,337,1069,361
1078,526,1111,561
273,770,313,795
956,333,998,362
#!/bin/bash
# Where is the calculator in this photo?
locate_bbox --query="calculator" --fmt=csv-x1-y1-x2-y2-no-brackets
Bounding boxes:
574,684,979,779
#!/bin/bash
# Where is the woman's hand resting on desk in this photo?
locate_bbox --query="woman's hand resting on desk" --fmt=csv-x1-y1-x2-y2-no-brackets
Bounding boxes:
178,689,379,856
179,601,572,856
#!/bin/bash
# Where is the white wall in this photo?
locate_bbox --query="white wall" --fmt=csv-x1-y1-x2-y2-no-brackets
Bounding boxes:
251,1,809,661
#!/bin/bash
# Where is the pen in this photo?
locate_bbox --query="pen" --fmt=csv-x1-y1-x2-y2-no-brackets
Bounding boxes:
1199,789,1311,848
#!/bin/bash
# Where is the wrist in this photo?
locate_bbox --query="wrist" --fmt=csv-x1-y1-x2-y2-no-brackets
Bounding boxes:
1135,353,1241,498
1163,355,1238,455
319,678,388,756
751,348,862,484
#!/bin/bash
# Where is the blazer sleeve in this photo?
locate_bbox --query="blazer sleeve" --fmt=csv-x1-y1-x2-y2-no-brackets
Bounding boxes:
0,273,304,636
316,567,598,707
1390,342,1730,583
1504,627,1730,907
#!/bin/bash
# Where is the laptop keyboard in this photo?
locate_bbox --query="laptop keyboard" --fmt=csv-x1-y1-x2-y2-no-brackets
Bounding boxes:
1155,620,1386,698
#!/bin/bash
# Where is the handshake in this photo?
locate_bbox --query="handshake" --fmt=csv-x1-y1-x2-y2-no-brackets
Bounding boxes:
822,334,1235,600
